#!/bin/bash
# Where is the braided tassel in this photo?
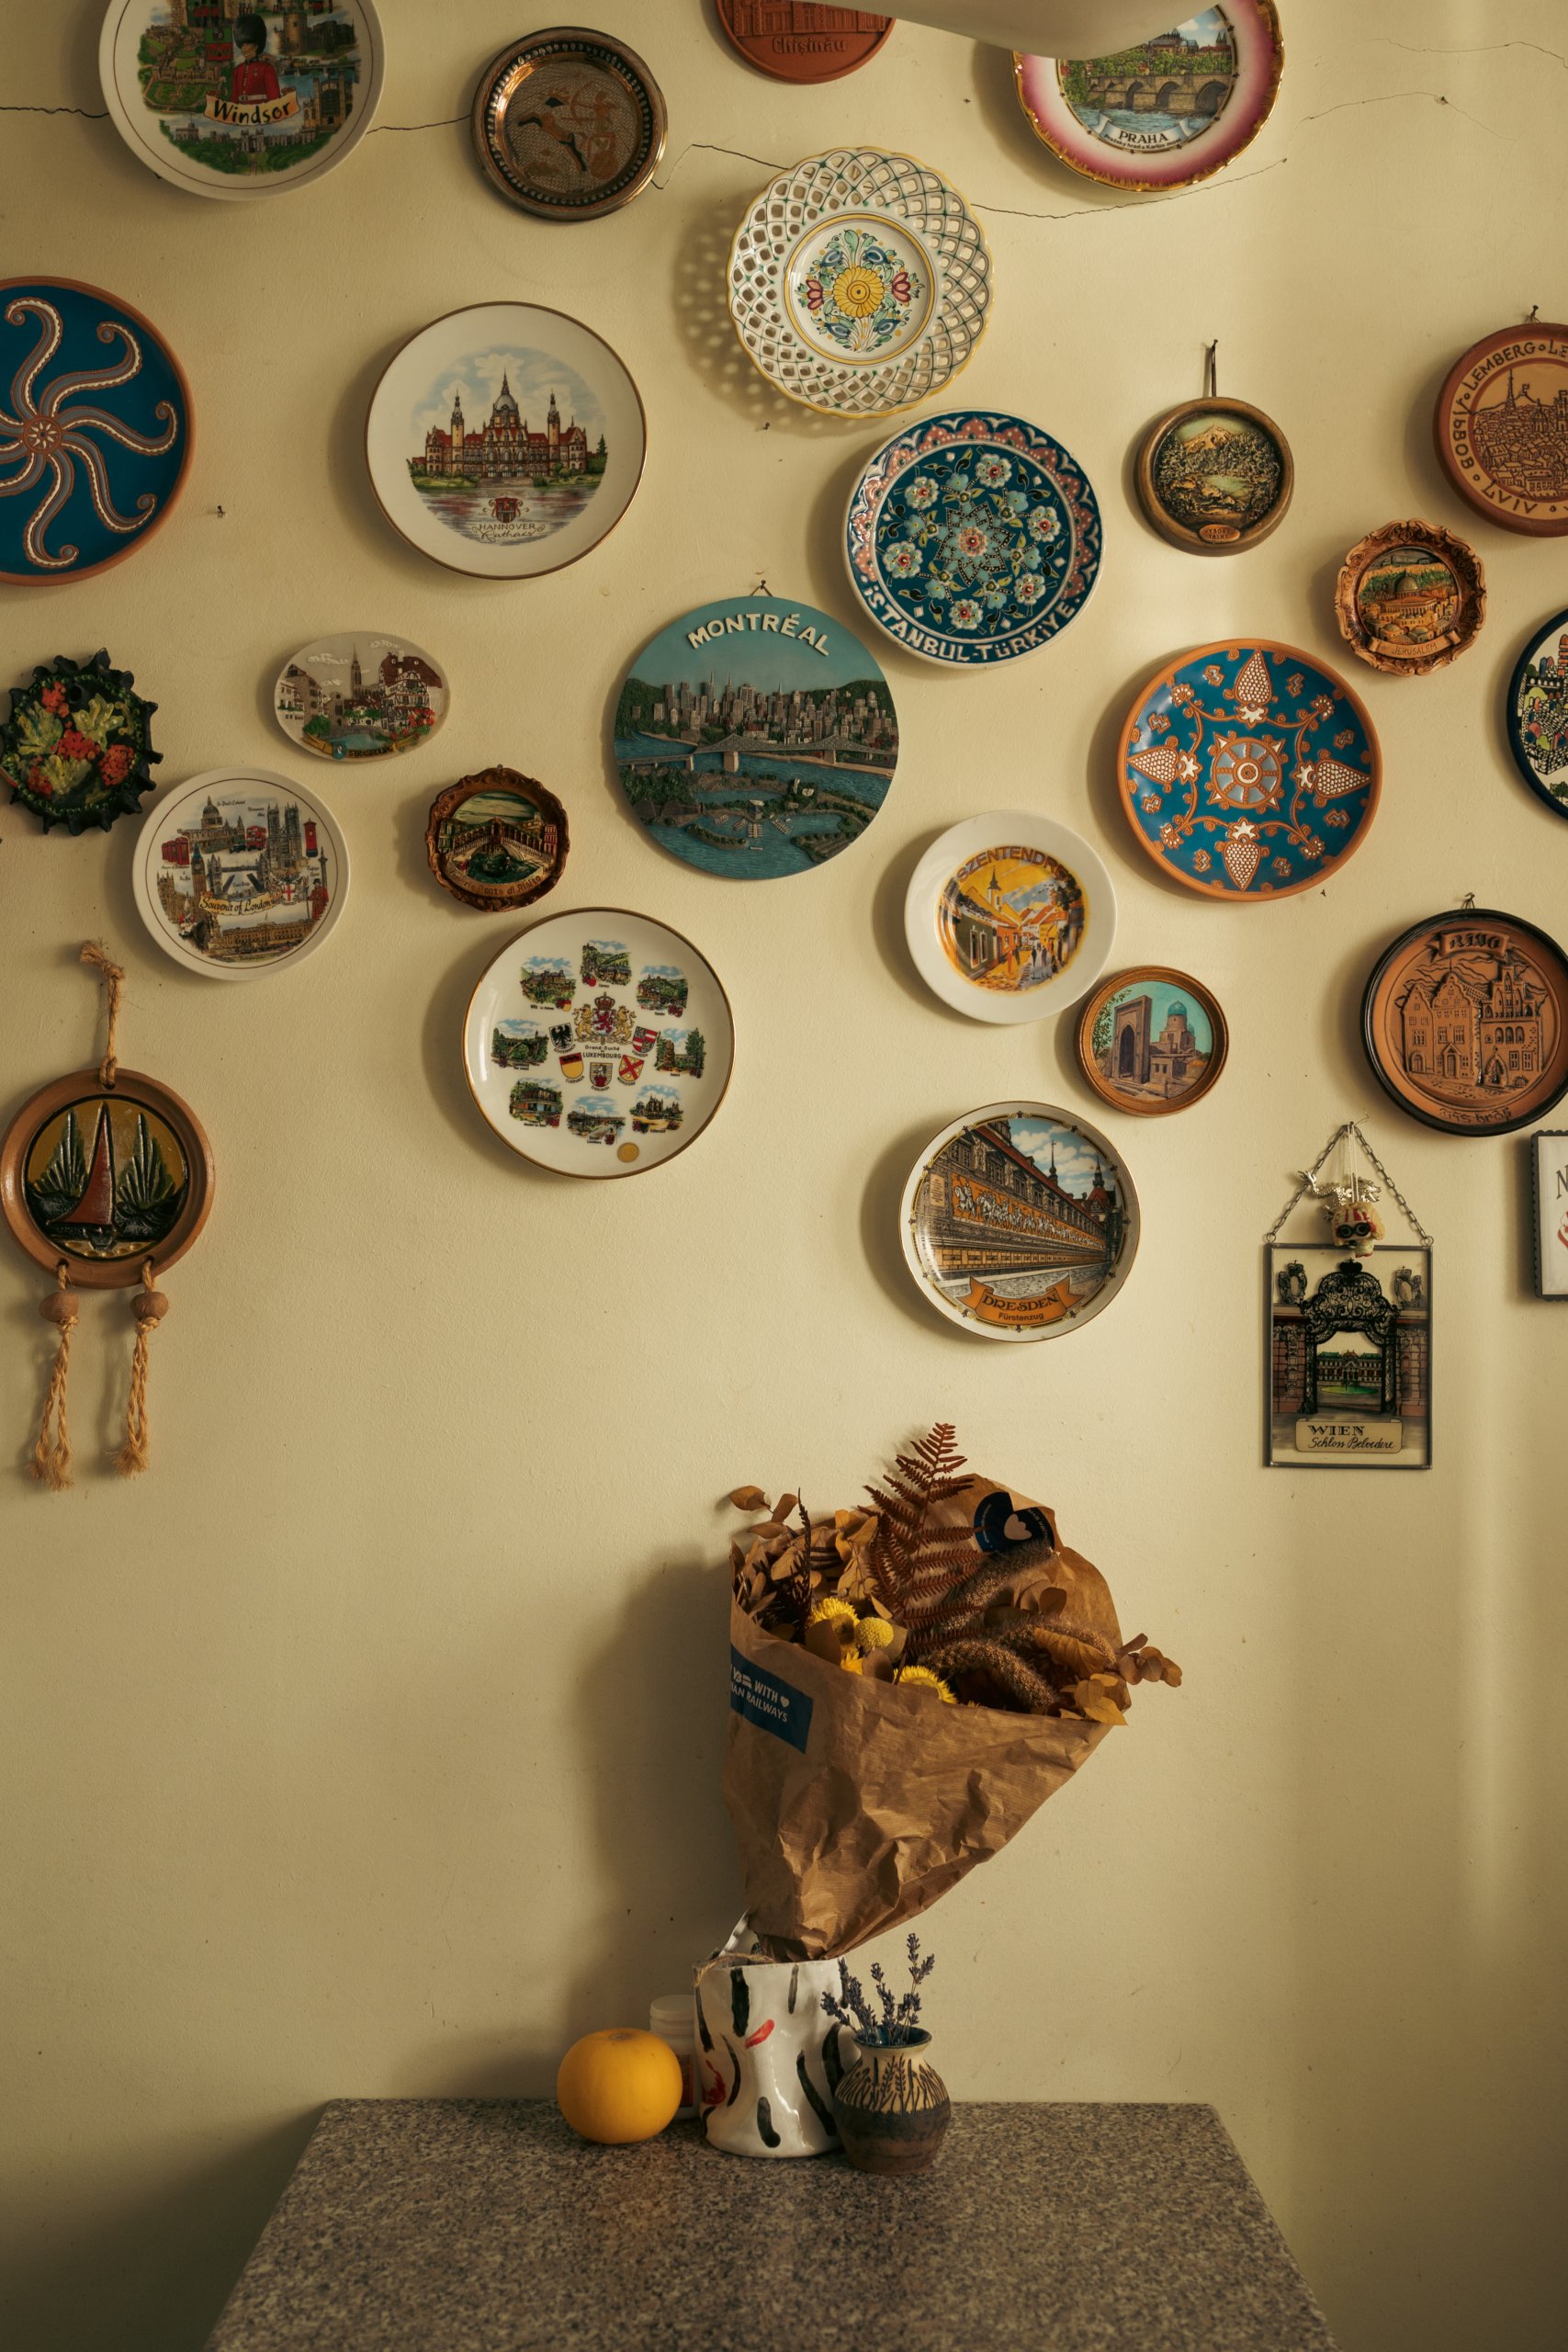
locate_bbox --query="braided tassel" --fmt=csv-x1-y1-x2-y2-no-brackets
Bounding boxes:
30,1267,79,1492
115,1264,167,1479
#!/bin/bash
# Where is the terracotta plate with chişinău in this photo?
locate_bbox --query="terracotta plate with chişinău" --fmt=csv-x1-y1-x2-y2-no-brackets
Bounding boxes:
715,0,892,84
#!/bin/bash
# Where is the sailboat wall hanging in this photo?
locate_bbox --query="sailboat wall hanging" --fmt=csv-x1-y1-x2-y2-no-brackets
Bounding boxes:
0,944,213,1488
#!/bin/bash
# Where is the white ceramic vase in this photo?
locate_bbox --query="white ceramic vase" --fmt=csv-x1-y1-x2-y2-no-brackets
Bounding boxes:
695,1952,845,2159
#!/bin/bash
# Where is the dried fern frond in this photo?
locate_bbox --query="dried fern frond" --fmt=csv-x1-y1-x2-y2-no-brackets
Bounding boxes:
863,1422,976,1614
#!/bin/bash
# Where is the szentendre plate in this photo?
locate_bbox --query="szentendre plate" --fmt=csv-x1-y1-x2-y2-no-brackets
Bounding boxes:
845,411,1101,665
366,302,646,580
1118,640,1381,899
464,908,735,1179
728,148,991,418
1434,322,1568,537
98,0,385,201
0,1067,213,1287
1360,907,1568,1137
131,766,349,980
1076,967,1228,1117
0,277,191,584
900,1101,1138,1342
1134,395,1292,552
614,594,897,878
470,28,665,220
904,813,1114,1023
1014,2,1283,194
273,634,447,762
1506,605,1568,821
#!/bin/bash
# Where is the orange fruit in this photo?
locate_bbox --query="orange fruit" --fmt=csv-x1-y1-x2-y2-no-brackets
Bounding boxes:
556,2028,683,2145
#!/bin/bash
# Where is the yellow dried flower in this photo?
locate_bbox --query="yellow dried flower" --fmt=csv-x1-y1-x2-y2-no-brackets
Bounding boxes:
893,1664,957,1704
839,1655,864,1675
853,1616,895,1653
807,1596,857,1627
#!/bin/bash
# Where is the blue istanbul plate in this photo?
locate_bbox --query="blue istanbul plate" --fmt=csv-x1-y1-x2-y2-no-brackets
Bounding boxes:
844,411,1101,665
1117,639,1382,900
0,277,191,584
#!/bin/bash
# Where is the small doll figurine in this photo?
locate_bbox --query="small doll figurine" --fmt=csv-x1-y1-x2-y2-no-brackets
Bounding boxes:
231,14,282,106
1303,1168,1383,1255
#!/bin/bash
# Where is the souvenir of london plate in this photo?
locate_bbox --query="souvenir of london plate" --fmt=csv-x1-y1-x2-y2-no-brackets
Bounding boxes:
904,812,1114,1023
1434,322,1568,537
273,633,447,761
900,1101,1138,1343
463,909,735,1178
131,766,349,980
366,303,646,580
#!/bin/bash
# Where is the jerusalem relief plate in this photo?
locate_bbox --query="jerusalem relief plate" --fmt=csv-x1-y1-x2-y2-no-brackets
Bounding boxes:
1506,605,1568,822
366,302,646,579
464,908,735,1178
728,148,991,417
1014,2,1282,194
1360,907,1568,1137
900,1101,1139,1343
904,812,1114,1023
1117,641,1381,900
1435,322,1568,537
130,766,349,980
1334,519,1485,677
99,0,385,201
273,634,447,761
470,28,665,220
845,412,1101,664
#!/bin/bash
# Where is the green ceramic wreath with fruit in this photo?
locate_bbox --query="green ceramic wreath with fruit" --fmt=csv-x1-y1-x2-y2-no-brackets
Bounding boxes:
1,650,160,834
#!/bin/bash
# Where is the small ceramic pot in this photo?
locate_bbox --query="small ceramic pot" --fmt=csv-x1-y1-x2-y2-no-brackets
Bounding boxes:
833,2030,951,2176
695,1953,845,2159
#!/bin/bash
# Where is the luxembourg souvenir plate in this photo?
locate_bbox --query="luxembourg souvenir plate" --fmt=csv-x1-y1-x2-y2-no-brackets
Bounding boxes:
1076,967,1228,1117
845,411,1100,663
0,277,191,583
426,768,569,912
1117,641,1381,900
904,813,1114,1023
1134,394,1292,553
464,908,735,1178
716,0,892,84
613,594,897,878
366,302,646,579
131,766,349,980
2,650,160,833
1334,519,1485,677
1435,322,1568,537
728,148,991,417
470,28,665,220
1014,2,1283,194
273,633,447,761
1506,605,1568,821
1360,907,1568,1137
900,1101,1138,1342
99,0,385,201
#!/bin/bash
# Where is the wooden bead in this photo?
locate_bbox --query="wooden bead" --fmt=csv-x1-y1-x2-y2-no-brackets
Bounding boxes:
39,1291,78,1326
133,1289,169,1324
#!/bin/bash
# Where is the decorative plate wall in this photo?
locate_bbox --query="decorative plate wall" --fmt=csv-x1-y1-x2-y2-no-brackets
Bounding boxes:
844,412,1100,664
1506,605,1568,821
613,594,897,877
1013,2,1283,193
1134,395,1292,552
904,813,1114,1023
470,28,665,220
1117,641,1381,899
1435,321,1568,536
2,650,160,833
463,909,735,1178
900,1101,1139,1341
99,0,384,200
1361,907,1568,1136
366,303,646,579
426,769,569,911
716,0,892,83
0,1067,213,1287
273,634,447,762
728,148,991,417
1076,967,1228,1116
1334,519,1485,676
0,277,190,583
131,767,348,980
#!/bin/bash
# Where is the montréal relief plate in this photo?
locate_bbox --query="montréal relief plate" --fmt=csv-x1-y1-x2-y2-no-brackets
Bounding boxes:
1360,907,1568,1136
470,28,665,220
464,908,734,1178
1506,604,1568,822
901,1101,1138,1342
131,766,348,980
1076,967,1228,1116
904,812,1114,1023
0,1067,213,1287
273,633,448,761
1435,321,1568,537
1134,394,1292,552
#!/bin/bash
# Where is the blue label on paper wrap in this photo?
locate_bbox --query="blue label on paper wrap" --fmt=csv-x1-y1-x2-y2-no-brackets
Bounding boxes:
729,1647,814,1753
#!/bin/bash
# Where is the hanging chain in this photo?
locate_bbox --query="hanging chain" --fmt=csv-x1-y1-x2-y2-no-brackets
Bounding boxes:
1263,1121,1432,1247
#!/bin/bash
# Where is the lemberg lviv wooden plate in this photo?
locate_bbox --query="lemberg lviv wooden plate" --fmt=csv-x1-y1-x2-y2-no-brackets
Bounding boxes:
904,812,1114,1023
1435,322,1568,537
1,1068,212,1288
1361,907,1568,1136
1334,519,1485,677
1134,395,1292,553
1076,967,1228,1117
470,28,666,220
1506,605,1568,822
426,769,569,912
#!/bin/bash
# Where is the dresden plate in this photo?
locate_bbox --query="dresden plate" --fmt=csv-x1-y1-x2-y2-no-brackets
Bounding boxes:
99,0,384,202
366,303,646,580
464,909,735,1179
1117,641,1381,900
131,767,349,981
900,1101,1138,1343
845,411,1101,663
728,149,990,417
1360,908,1568,1137
1506,605,1568,822
470,28,666,220
904,812,1114,1023
273,634,448,762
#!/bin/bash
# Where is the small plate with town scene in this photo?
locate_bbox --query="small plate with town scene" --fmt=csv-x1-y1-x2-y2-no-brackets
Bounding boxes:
1118,640,1381,900
131,766,348,980
1076,967,1228,1116
99,1,384,201
1334,520,1485,678
845,411,1101,665
900,1101,1138,1343
2,650,160,833
366,302,646,580
1135,396,1292,553
273,634,447,761
426,769,569,912
728,149,991,417
463,908,734,1178
1506,605,1568,822
470,28,665,220
904,813,1113,1023
716,0,892,85
1,1067,213,1288
1013,3,1282,194
614,594,897,878
1434,322,1568,537
1360,907,1568,1137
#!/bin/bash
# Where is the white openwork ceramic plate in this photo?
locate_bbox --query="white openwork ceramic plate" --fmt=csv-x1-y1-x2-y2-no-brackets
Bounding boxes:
905,812,1114,1023
131,767,349,981
728,148,991,417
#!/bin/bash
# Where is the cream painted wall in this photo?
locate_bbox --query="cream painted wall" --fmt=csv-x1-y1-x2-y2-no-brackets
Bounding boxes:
3,5,1565,2347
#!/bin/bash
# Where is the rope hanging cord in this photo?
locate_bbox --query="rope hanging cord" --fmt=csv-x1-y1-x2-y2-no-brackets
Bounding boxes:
116,1260,168,1480
30,1262,79,1491
79,940,125,1090
1263,1121,1433,1247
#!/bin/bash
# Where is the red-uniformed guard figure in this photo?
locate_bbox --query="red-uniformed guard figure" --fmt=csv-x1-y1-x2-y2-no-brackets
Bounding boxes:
230,14,281,105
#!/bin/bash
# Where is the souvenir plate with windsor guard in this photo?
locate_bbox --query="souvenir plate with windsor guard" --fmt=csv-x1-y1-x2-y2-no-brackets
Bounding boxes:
728,149,991,417
845,412,1101,664
1117,641,1381,899
1434,322,1568,537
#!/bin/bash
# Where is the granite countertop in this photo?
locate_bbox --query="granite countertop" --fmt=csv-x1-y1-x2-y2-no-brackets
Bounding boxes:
204,2099,1337,2351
